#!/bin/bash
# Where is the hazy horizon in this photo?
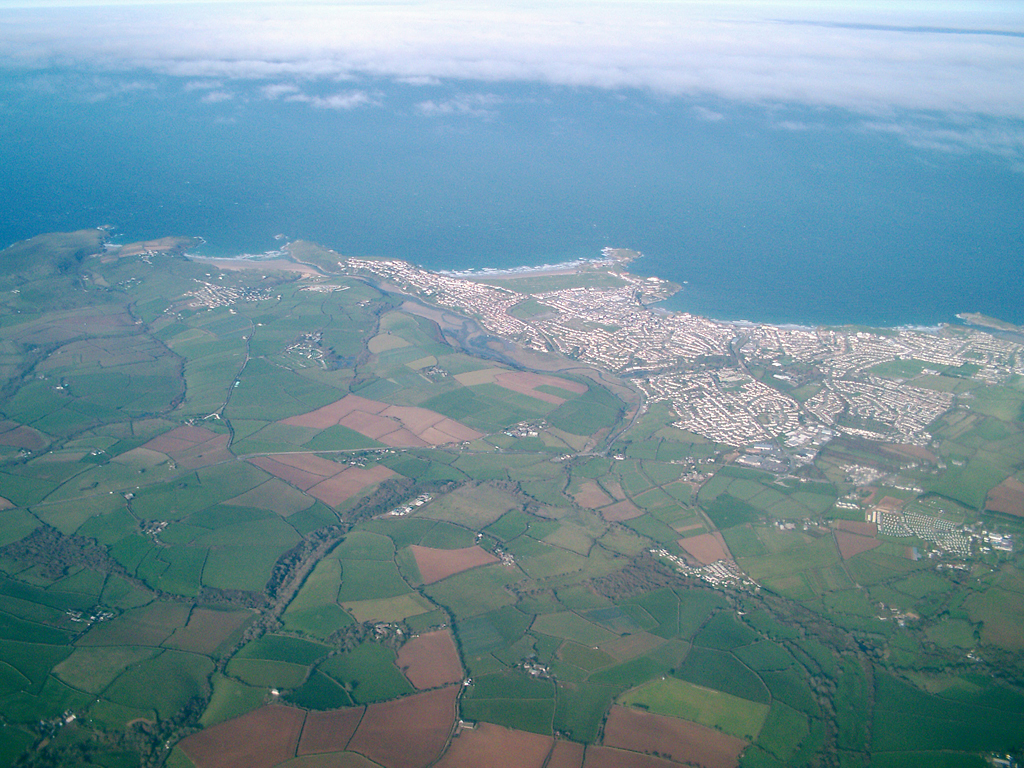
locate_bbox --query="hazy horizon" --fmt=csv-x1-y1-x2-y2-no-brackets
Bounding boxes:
2,1,1022,326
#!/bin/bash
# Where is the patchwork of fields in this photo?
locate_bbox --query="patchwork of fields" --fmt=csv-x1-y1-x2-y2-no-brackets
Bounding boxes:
0,232,1022,768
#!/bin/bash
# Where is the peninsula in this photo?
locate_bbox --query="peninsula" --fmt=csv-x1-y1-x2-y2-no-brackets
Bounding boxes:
0,230,1022,768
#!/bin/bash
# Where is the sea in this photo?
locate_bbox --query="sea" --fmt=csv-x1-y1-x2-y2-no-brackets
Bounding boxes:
2,71,1022,328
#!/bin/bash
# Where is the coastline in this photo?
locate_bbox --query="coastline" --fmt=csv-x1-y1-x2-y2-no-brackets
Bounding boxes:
178,241,1002,332
438,259,610,279
189,254,322,276
438,248,636,279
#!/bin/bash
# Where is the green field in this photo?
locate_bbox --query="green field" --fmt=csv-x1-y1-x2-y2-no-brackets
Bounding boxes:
587,640,688,689
677,589,728,638
553,681,620,742
694,611,759,649
2,231,1024,767
336,560,413,602
226,657,310,689
203,545,289,592
475,271,628,293
319,642,413,704
532,611,618,647
236,634,331,666
286,558,342,617
462,670,556,734
872,672,1024,754
734,640,795,671
675,646,770,703
77,601,191,647
201,673,269,727
285,669,354,710
417,482,520,528
460,697,555,735
755,701,810,762
282,603,352,638
333,530,395,560
423,565,520,619
343,592,433,622
52,646,160,693
104,650,214,719
620,676,769,740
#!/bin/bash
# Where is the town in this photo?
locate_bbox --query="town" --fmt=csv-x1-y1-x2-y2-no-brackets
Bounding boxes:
343,256,1024,456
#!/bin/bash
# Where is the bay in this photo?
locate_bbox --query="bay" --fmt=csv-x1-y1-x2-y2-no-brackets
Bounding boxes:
1,72,1021,327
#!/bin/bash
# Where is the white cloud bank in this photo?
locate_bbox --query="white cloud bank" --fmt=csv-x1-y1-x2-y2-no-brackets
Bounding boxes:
1,1,1023,120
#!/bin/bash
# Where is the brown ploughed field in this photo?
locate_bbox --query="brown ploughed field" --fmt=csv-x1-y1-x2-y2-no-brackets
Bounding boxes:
417,426,459,445
874,496,905,513
281,394,386,428
307,465,395,506
546,740,585,768
248,456,329,490
339,410,408,441
248,455,392,505
572,481,613,509
493,371,575,405
582,745,680,768
374,427,431,448
143,424,220,453
178,704,306,768
380,404,446,433
836,520,878,536
297,706,366,755
0,422,47,451
600,500,643,522
409,545,499,584
601,632,664,662
835,531,882,560
282,394,481,447
164,607,252,655
395,629,463,689
347,685,458,768
267,453,346,476
987,477,1024,517
435,723,553,768
172,433,233,470
677,532,731,564
603,707,747,768
141,424,233,469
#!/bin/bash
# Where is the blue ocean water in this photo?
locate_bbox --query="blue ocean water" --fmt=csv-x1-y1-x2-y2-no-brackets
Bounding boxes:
1,72,1022,327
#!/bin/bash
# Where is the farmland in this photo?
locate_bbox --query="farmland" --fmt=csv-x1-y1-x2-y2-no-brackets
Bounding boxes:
394,629,463,689
618,678,769,740
0,233,1022,768
603,706,748,768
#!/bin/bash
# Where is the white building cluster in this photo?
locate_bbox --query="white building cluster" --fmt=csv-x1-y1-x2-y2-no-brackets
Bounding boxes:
345,258,540,344
649,548,755,589
875,510,974,557
343,255,1023,451
637,371,799,445
181,279,272,309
